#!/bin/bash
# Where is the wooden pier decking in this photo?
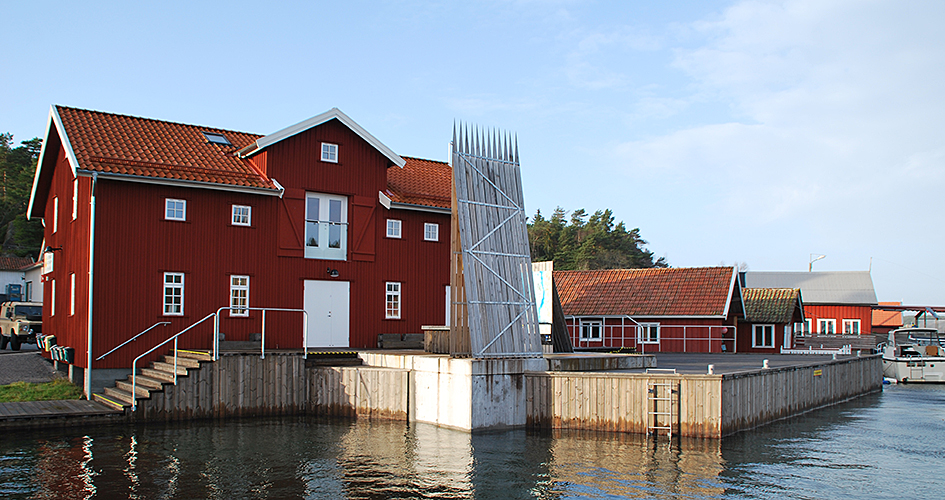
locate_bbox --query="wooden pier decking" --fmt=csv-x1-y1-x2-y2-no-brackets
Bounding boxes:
0,399,124,428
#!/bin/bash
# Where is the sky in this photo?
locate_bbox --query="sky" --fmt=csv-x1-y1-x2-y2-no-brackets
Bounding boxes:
2,0,944,305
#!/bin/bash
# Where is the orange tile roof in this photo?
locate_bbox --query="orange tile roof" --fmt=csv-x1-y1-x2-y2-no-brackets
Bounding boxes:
56,106,274,190
742,288,802,323
0,256,34,271
554,267,737,317
873,301,903,328
52,107,452,209
387,156,451,209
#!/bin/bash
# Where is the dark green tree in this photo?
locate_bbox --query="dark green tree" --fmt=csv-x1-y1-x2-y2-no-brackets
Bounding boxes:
1,133,44,258
527,207,667,270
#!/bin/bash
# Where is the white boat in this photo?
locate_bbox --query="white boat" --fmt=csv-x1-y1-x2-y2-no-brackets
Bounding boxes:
881,327,945,383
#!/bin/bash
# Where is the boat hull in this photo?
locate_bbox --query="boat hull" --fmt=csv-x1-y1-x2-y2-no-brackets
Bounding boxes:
883,356,945,383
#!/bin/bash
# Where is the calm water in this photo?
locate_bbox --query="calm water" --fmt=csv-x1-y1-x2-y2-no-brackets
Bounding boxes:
1,384,943,499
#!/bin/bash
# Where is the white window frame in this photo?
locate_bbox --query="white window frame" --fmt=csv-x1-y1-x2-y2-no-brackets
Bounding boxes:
386,282,401,319
637,322,660,344
424,223,439,242
25,281,32,302
842,319,860,335
752,324,775,348
232,205,251,226
50,279,56,317
387,219,402,239
165,198,186,221
305,192,348,261
53,197,58,233
818,318,836,334
579,318,602,340
72,178,78,220
70,273,76,316
229,275,249,317
163,272,184,316
321,142,338,163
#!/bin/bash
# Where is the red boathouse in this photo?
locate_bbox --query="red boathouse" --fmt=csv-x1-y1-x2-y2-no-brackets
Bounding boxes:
27,106,452,394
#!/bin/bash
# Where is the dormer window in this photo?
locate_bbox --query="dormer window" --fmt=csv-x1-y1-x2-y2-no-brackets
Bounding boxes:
202,132,231,145
321,143,338,163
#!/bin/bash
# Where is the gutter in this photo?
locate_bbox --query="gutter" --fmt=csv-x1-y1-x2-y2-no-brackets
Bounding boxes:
84,172,97,399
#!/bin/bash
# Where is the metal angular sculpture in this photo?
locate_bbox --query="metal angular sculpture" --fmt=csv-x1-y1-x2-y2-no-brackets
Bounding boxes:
451,123,541,358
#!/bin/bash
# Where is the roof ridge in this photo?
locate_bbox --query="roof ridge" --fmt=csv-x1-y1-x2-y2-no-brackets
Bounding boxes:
55,105,263,138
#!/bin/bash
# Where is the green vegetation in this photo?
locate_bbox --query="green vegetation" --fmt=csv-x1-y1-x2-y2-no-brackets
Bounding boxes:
0,378,83,402
528,207,667,270
0,133,44,258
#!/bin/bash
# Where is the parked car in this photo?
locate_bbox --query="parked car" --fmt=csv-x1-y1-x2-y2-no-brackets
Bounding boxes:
0,301,42,351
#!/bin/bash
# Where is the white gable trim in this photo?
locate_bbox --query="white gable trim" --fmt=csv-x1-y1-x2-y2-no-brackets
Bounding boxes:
239,108,406,168
28,106,81,220
722,266,742,319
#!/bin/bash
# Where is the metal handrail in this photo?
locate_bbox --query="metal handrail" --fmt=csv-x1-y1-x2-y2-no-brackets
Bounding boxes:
213,306,308,361
96,321,171,361
131,313,216,410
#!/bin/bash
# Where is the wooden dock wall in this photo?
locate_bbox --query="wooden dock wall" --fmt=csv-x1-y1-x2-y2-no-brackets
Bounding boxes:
132,353,409,421
525,372,722,437
526,355,882,438
719,355,882,435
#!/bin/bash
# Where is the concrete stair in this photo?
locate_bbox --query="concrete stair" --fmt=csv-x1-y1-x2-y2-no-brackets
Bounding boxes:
92,349,212,410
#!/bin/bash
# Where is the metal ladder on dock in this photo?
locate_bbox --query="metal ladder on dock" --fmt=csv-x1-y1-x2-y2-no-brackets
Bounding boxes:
645,369,679,438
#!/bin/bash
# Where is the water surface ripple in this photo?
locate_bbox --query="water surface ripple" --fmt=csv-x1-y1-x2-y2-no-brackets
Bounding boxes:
1,384,942,499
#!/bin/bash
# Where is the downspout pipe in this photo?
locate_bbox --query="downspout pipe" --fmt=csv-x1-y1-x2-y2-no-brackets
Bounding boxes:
84,172,97,399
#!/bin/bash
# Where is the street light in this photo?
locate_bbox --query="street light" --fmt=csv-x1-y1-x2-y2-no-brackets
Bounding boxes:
809,253,825,271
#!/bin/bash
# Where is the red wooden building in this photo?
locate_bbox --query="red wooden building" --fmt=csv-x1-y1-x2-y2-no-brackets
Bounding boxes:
737,288,804,353
27,106,452,393
741,271,877,336
554,267,745,353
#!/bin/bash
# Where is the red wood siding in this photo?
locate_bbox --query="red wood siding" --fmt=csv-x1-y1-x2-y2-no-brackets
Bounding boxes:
805,305,872,334
39,118,452,370
41,148,91,367
735,322,791,353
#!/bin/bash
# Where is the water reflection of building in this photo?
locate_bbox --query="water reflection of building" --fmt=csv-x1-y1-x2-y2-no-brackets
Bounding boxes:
31,436,96,499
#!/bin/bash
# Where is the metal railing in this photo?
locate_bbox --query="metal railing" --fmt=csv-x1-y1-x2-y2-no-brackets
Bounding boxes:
566,317,736,353
129,307,309,410
131,313,216,410
96,322,171,361
212,307,308,361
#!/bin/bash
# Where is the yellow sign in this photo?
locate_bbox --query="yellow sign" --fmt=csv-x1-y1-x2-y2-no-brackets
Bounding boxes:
813,369,822,377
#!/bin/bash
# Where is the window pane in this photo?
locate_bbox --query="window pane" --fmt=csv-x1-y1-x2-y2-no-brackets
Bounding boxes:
307,198,320,221
305,221,319,247
329,199,341,223
329,224,342,248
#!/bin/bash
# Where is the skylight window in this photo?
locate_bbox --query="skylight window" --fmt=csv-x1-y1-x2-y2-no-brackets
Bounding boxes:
202,132,232,145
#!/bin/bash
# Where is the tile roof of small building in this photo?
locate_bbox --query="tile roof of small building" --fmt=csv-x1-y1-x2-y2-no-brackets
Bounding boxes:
873,301,903,328
56,106,274,190
0,256,34,271
387,156,451,210
742,288,802,324
554,266,738,317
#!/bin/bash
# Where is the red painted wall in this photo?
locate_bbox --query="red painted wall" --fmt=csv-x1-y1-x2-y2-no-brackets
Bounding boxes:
39,119,451,370
804,305,871,334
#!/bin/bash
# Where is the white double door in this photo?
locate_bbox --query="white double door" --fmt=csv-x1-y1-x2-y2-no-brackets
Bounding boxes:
303,280,350,348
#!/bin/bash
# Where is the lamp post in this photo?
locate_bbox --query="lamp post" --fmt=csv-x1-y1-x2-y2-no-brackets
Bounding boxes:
809,254,825,271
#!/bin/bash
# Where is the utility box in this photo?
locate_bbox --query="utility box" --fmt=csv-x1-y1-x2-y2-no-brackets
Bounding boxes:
5,284,22,302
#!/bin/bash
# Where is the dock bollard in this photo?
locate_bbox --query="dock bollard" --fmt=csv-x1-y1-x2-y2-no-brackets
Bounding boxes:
763,359,769,369
707,364,714,375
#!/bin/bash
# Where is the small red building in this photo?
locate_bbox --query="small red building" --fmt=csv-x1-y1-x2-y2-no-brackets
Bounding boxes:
741,271,877,337
554,266,744,353
27,106,452,393
737,288,804,353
